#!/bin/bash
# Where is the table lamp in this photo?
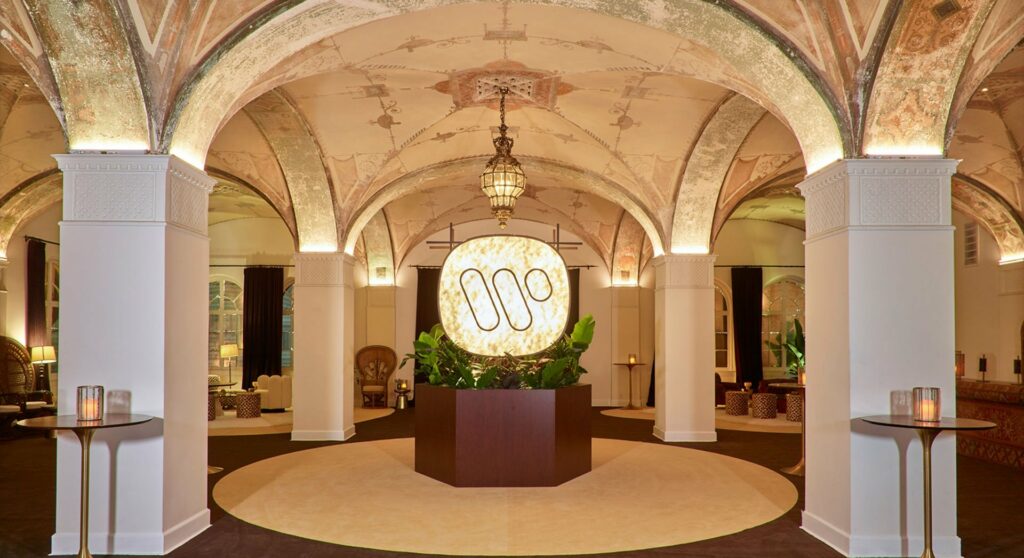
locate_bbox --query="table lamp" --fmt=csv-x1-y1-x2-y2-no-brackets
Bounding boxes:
219,343,239,385
30,345,56,392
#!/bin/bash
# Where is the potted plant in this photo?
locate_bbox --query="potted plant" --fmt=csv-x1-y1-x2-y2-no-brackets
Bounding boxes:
765,318,806,380
404,315,596,487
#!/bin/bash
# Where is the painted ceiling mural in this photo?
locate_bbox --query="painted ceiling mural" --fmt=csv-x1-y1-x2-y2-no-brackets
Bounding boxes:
0,1,1019,276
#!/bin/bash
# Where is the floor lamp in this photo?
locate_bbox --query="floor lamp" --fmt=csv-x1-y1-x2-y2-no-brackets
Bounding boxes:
220,343,239,386
30,345,56,395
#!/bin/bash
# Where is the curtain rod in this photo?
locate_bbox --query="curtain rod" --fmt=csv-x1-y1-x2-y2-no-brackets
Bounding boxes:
714,264,804,268
25,235,58,246
209,264,294,268
411,264,596,270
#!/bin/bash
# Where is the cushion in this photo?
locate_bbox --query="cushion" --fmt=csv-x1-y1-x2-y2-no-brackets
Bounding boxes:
0,405,19,413
363,385,385,393
25,401,46,409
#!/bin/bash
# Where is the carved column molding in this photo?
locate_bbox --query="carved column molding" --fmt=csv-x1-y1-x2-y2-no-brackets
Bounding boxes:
294,252,355,287
55,154,214,233
653,254,715,289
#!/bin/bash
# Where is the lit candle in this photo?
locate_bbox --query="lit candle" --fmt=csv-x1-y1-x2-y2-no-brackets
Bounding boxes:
76,385,104,422
628,354,637,365
912,387,940,422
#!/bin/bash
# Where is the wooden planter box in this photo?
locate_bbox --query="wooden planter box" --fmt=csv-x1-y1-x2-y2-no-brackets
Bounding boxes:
415,383,591,487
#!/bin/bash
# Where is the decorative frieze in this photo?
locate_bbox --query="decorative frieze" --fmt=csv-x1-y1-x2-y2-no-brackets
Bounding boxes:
652,254,716,289
799,158,957,241
55,154,214,234
295,252,355,287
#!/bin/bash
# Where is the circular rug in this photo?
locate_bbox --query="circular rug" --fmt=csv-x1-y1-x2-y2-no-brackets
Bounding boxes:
599,407,801,434
214,437,797,555
208,407,395,436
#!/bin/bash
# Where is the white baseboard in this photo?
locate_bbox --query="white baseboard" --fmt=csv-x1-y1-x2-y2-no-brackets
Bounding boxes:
653,427,716,442
52,508,209,555
803,510,962,557
291,427,355,441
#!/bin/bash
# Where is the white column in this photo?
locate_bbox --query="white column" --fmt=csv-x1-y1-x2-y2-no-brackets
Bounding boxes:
292,252,355,441
652,254,716,442
54,154,213,555
799,158,959,557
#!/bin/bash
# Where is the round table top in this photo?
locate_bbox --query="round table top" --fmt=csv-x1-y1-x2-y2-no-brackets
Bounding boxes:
613,362,647,366
860,415,996,431
16,413,153,432
208,382,237,390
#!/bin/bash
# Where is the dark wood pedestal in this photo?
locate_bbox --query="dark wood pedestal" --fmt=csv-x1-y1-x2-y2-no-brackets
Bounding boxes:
415,383,592,487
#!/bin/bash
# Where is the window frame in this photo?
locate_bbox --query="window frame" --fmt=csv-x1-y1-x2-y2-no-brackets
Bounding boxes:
208,275,243,372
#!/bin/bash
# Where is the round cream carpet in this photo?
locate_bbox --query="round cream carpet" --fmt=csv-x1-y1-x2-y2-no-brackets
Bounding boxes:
208,407,395,436
599,407,801,434
213,437,797,555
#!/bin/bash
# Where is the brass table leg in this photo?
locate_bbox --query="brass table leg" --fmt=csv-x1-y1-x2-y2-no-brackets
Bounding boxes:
73,429,95,558
622,365,642,410
781,392,806,476
918,429,939,558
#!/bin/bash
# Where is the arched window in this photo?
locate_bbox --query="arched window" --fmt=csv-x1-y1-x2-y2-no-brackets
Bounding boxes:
282,283,294,372
714,282,732,370
209,278,242,371
761,277,805,374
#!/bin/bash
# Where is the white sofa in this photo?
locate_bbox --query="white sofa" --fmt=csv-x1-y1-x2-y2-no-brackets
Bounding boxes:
252,374,292,411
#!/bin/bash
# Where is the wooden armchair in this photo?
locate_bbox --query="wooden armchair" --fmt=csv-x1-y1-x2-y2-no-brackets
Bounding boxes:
356,345,397,408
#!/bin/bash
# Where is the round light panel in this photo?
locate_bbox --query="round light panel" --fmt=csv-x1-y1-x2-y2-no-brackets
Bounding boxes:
439,235,569,356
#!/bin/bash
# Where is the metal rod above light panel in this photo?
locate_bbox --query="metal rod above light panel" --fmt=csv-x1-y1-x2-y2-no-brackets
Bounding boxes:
426,223,582,251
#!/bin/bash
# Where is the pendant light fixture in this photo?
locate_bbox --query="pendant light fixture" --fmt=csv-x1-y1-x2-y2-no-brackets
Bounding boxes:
480,86,526,228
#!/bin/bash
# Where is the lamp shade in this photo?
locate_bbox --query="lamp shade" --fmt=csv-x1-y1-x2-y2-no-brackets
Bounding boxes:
219,343,239,358
30,345,56,363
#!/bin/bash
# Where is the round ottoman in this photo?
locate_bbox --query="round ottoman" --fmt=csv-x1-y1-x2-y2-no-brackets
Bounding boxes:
207,394,216,421
786,393,804,422
219,393,238,410
236,392,262,418
751,393,778,419
725,391,750,416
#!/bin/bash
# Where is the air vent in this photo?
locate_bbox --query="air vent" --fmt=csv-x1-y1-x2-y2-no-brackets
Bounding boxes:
932,0,961,21
964,221,979,266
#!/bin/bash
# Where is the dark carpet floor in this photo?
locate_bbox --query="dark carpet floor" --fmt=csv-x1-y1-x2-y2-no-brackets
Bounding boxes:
1,409,1022,557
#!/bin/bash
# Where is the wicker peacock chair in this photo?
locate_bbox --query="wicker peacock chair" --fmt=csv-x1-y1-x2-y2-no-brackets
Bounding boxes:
355,345,397,408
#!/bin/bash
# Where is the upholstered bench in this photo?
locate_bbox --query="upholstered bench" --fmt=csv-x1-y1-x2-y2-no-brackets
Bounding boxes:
725,391,750,416
751,393,778,419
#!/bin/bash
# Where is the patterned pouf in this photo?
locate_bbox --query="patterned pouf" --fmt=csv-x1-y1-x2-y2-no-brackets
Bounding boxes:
725,391,750,416
236,392,262,418
786,393,804,422
219,393,238,410
751,393,778,419
207,394,216,421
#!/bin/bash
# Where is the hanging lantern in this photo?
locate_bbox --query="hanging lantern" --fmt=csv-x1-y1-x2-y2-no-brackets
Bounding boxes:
480,86,526,228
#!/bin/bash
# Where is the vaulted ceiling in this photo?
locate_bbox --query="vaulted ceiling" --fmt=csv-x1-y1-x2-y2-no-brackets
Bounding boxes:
0,0,1021,277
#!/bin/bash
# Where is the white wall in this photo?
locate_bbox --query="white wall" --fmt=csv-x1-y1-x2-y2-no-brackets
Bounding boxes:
953,210,1023,383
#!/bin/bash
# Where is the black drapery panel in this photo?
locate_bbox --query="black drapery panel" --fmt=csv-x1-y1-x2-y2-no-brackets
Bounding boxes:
242,267,284,389
26,239,47,349
646,356,656,407
731,267,764,386
565,268,580,335
414,268,441,384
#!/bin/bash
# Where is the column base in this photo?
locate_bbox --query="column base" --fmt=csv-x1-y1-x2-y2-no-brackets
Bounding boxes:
52,508,209,555
802,510,962,558
291,426,356,442
653,427,717,442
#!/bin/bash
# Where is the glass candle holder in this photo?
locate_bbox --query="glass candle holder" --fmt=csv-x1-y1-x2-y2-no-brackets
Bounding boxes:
912,387,941,423
627,353,637,365
77,385,104,422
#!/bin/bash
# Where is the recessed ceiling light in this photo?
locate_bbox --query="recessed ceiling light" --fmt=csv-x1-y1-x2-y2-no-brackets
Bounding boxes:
981,87,989,92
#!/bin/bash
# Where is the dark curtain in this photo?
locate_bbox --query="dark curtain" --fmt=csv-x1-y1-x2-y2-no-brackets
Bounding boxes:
413,268,441,384
565,268,580,335
731,267,764,386
242,267,284,389
26,239,47,348
646,356,656,407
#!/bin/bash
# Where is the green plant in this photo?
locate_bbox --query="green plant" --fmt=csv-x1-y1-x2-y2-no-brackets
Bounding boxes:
400,315,596,389
765,318,805,378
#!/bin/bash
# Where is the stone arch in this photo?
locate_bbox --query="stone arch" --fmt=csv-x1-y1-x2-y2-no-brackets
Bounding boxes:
164,0,846,175
342,157,666,258
0,170,62,259
951,173,1024,263
360,211,395,286
205,167,301,251
611,212,650,286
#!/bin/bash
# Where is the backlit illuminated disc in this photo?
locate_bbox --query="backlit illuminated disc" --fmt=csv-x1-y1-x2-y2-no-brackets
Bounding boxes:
438,235,569,356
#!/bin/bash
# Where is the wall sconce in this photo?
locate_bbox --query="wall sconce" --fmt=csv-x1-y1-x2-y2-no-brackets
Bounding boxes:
954,350,964,378
1014,356,1021,384
979,354,988,382
76,385,104,422
912,387,941,423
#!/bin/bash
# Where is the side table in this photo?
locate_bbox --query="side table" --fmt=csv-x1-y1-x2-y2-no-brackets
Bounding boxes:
16,414,153,558
613,362,647,410
860,415,995,558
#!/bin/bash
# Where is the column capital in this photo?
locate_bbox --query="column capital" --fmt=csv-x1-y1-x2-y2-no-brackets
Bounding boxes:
651,253,716,289
55,154,214,234
294,252,356,287
798,157,958,242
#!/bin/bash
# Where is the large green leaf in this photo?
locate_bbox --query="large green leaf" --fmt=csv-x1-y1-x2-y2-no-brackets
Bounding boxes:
541,357,571,389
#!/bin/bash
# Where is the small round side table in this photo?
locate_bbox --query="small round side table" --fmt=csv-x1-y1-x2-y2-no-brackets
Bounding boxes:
395,387,411,410
860,415,995,558
613,362,647,410
16,414,153,558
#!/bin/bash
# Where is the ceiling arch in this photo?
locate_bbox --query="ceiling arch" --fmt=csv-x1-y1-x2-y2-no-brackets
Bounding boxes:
165,0,846,176
342,156,666,258
611,212,650,286
361,211,394,286
0,169,60,259
952,173,1024,263
670,94,765,253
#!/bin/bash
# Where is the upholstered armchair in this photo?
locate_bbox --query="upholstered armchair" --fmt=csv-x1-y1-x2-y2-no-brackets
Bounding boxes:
252,374,292,411
356,346,397,408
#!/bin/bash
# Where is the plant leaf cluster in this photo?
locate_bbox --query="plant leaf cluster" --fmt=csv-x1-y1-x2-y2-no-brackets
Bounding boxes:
400,315,596,389
764,318,805,378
